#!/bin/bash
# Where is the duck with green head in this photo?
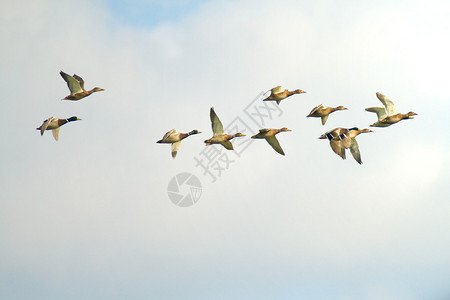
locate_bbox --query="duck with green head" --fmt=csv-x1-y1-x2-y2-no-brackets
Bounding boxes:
157,129,202,158
36,116,81,141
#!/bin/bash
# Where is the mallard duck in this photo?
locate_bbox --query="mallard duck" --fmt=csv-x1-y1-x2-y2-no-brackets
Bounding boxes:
366,92,417,127
262,85,306,105
319,127,372,163
36,116,81,141
157,129,202,158
60,71,104,100
307,104,348,125
319,127,352,159
251,128,291,155
204,108,245,150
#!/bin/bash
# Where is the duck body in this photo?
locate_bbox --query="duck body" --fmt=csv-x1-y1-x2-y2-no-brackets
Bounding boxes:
204,133,245,150
60,71,104,101
36,116,81,141
251,127,291,155
205,108,245,150
366,92,417,127
263,85,306,105
307,104,348,125
157,129,201,158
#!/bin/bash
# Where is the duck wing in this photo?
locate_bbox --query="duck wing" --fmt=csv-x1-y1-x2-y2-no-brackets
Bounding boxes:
39,117,55,136
330,139,346,159
349,138,362,164
376,92,397,116
308,104,323,116
52,127,60,141
210,108,224,136
171,141,182,158
265,136,285,155
271,85,283,95
72,74,85,90
320,115,329,125
161,128,178,142
365,107,387,121
221,141,233,150
60,71,83,95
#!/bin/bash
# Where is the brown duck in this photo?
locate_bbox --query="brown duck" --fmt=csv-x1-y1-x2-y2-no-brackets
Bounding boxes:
251,128,291,155
366,92,417,127
204,108,245,150
307,104,348,125
60,71,104,100
263,85,306,105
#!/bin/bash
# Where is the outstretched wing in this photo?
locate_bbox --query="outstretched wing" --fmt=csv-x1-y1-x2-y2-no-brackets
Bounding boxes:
330,139,346,159
40,117,55,136
171,141,182,158
308,104,323,116
349,138,362,164
270,85,283,95
60,71,83,95
376,92,397,116
52,127,60,141
221,141,233,150
210,107,224,136
320,115,329,125
365,107,387,121
72,74,85,90
265,136,285,155
161,128,177,142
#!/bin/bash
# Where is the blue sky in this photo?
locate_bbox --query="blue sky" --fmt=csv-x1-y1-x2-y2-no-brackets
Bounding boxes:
1,0,449,299
106,0,208,28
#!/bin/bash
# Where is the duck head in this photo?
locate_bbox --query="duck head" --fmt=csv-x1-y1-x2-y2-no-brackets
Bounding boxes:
279,127,292,133
189,130,202,135
404,111,418,119
293,89,307,94
67,116,82,122
233,133,246,138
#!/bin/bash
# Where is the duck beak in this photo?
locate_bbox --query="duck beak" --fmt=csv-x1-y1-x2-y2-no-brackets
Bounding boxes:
77,118,82,120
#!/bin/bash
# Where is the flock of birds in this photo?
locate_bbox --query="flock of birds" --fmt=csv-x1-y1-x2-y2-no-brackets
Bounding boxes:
37,73,417,164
